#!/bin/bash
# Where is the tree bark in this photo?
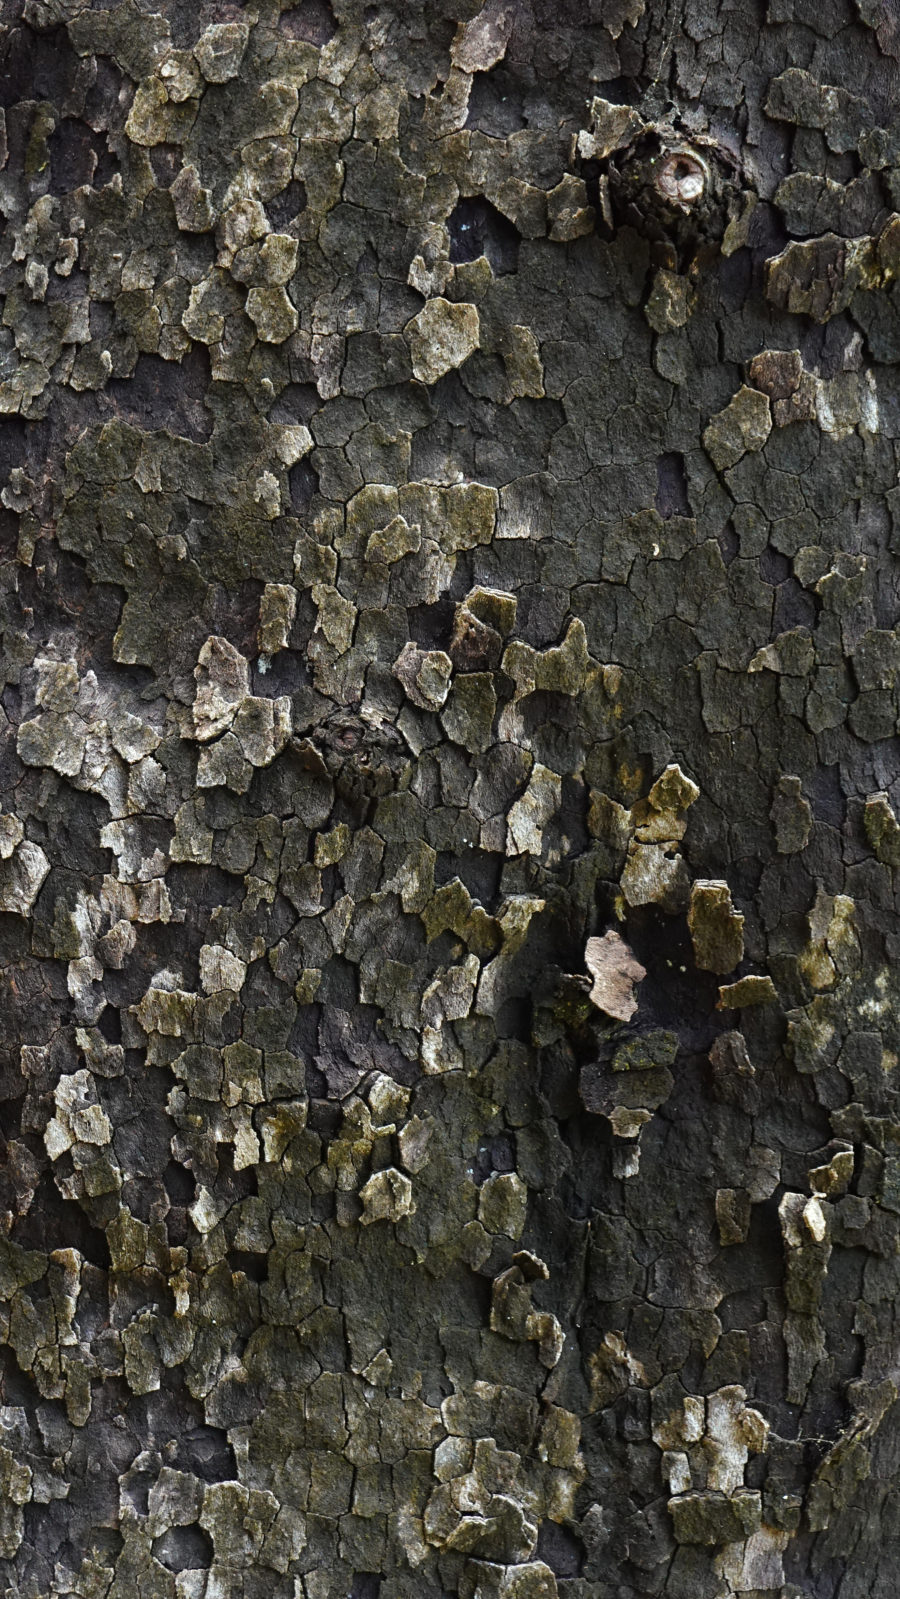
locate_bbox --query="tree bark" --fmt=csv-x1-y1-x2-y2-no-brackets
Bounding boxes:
1,0,899,1595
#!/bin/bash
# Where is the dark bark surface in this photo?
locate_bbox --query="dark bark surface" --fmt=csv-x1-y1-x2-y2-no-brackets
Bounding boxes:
1,0,900,1594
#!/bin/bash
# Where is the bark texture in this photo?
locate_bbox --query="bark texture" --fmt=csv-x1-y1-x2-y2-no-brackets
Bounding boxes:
1,0,900,1595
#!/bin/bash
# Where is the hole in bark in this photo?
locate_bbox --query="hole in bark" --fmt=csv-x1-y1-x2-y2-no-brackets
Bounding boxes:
406,596,455,650
773,574,817,633
0,1094,20,1149
229,1250,268,1283
121,1175,168,1226
167,1207,188,1246
152,1525,214,1572
804,762,845,827
719,245,752,311
211,1150,258,1209
536,1519,585,1576
434,848,503,906
305,1059,329,1100
98,1005,122,1044
48,118,118,193
289,457,319,513
655,452,692,519
447,196,520,275
86,1529,124,1565
279,0,336,45
252,648,307,698
829,150,862,182
495,993,532,1040
472,1132,517,1184
0,416,30,483
748,199,789,256
0,684,21,726
718,520,739,565
0,1347,46,1409
591,78,639,105
758,545,791,584
265,178,307,231
307,1099,342,1137
1,22,82,107
624,905,720,1051
268,381,320,425
104,349,213,443
150,144,182,186
0,508,18,562
465,66,526,136
350,1577,381,1599
124,1471,154,1516
12,1173,110,1267
164,1160,195,1205
175,1423,236,1482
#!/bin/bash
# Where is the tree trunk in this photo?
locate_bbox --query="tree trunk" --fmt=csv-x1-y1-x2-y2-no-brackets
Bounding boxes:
1,0,899,1594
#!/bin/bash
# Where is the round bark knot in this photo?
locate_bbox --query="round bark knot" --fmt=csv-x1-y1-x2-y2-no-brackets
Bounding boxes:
597,124,746,266
655,148,709,209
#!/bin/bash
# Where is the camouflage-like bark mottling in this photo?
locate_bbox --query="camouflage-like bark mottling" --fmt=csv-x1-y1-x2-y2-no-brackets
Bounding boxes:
1,0,900,1593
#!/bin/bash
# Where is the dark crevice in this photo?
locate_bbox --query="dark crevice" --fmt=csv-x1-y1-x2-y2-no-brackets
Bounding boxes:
447,196,521,275
279,0,337,45
350,1577,381,1599
268,382,320,426
150,144,183,186
536,1519,585,1576
103,349,214,444
759,545,791,585
175,1421,237,1483
623,904,721,1054
471,1131,517,1185
289,457,319,513
773,574,818,634
0,23,85,109
48,117,118,193
152,1525,214,1573
265,178,307,232
655,452,692,519
464,66,527,137
163,1159,195,1205
228,1250,268,1282
11,1174,110,1268
717,520,739,565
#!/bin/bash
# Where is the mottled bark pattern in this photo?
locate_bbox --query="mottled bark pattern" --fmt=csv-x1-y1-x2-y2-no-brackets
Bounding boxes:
0,0,899,1595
